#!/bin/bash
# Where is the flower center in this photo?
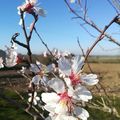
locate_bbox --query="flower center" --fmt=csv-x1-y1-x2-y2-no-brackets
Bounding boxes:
58,92,73,113
69,71,81,86
24,3,34,13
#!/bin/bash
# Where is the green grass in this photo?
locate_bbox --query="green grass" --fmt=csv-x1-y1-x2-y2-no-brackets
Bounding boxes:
88,96,120,120
0,89,32,120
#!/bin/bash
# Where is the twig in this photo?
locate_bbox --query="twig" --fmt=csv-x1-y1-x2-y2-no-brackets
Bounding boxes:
84,15,119,62
64,0,120,47
11,33,28,48
34,27,57,60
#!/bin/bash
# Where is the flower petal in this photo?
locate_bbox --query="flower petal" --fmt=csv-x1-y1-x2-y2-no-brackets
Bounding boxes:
44,103,57,113
41,92,59,104
32,75,41,85
33,99,37,105
73,86,92,102
81,74,99,85
74,107,89,120
55,102,68,114
72,56,85,74
58,57,71,76
48,78,65,93
55,114,78,120
35,96,40,101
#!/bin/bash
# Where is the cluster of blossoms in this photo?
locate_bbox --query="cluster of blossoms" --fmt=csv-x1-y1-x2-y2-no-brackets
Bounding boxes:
17,0,46,25
43,48,71,59
25,53,99,120
0,42,19,68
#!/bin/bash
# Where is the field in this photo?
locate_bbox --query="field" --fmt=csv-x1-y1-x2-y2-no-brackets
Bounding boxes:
0,56,120,120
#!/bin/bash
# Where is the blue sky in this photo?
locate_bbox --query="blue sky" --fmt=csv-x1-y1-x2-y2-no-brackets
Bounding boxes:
0,0,120,55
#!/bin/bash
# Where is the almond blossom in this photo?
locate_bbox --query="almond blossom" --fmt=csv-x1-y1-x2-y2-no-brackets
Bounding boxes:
5,43,18,67
58,56,99,87
17,0,46,25
41,78,90,120
28,91,40,105
30,61,52,86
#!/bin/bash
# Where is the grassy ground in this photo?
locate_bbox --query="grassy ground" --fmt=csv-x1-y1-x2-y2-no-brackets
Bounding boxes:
0,89,120,120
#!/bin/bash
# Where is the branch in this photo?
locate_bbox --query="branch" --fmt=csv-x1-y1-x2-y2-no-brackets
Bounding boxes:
34,27,57,60
28,15,38,42
20,10,28,41
64,0,120,47
84,15,119,62
11,33,28,48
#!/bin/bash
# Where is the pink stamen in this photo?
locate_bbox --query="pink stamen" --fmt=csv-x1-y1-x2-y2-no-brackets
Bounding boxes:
58,92,73,113
24,3,34,13
69,71,82,86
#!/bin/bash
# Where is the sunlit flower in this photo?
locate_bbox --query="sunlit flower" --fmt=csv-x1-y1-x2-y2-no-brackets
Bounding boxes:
41,78,90,120
17,0,46,25
58,56,99,87
5,43,18,67
28,91,40,105
0,57,4,68
17,0,46,16
30,61,50,86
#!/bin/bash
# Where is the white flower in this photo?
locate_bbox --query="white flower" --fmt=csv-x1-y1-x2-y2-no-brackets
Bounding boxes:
41,78,90,120
5,43,18,67
28,91,40,105
17,0,46,16
17,0,46,25
58,56,99,86
0,57,4,68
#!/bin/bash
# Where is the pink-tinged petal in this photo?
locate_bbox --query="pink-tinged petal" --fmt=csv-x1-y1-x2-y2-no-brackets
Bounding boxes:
74,107,89,120
72,56,85,74
41,92,59,104
73,86,92,102
48,78,65,93
58,57,71,76
81,74,99,85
